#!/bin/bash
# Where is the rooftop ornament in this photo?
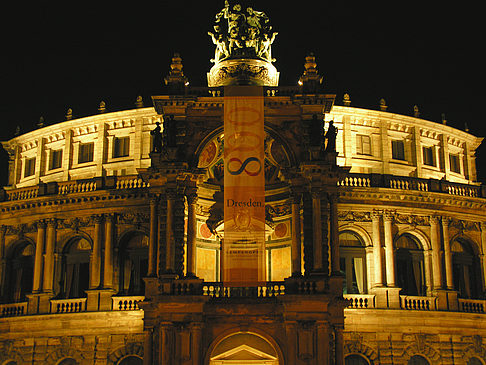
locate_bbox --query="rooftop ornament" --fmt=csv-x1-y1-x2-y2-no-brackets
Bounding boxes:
207,1,279,87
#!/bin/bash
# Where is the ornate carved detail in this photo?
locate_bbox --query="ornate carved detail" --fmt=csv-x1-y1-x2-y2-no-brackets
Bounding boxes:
449,218,480,232
338,211,372,222
60,217,91,232
394,214,430,227
117,212,150,227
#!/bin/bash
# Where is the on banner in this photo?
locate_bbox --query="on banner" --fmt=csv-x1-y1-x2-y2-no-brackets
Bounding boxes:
223,86,265,286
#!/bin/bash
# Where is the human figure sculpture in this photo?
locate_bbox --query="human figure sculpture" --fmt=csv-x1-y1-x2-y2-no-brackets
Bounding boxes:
150,122,162,153
164,115,177,148
325,120,338,152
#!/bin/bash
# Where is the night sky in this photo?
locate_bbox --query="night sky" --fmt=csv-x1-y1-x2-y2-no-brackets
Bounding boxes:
1,2,485,184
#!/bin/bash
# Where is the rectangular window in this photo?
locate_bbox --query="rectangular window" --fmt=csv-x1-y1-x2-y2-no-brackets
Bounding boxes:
24,157,36,177
423,146,435,166
113,137,130,158
356,135,371,155
391,140,405,160
449,153,461,173
78,142,94,163
49,149,63,170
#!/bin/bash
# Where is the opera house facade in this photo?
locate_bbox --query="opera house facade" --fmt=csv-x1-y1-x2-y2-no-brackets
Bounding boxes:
1,4,486,365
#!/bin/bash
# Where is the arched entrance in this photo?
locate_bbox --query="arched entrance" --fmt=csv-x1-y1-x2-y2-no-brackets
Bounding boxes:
208,332,281,365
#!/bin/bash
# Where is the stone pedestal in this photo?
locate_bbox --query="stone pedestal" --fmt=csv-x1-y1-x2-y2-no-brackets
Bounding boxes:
371,286,401,309
26,292,54,314
434,289,459,311
85,289,116,311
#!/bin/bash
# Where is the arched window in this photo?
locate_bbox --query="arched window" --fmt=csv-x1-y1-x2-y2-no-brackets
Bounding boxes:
57,359,78,365
345,354,369,365
408,355,430,365
119,233,148,295
118,355,143,365
339,231,367,294
452,239,481,299
468,357,484,365
62,238,91,299
5,242,34,303
396,234,425,296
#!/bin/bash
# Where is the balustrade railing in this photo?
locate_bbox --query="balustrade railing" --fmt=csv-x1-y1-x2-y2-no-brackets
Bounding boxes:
400,295,437,311
50,298,87,314
112,296,144,311
458,298,486,313
0,302,28,317
202,282,286,298
344,294,375,309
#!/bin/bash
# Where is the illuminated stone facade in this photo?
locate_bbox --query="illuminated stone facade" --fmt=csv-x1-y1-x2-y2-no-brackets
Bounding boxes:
1,5,486,365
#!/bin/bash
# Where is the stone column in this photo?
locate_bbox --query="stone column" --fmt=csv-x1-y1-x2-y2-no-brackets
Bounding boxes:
383,213,396,287
0,226,6,297
33,221,46,292
430,216,443,290
148,198,158,277
442,217,453,289
186,192,198,277
90,215,103,289
311,189,323,272
316,322,330,365
143,328,153,365
191,323,202,365
291,192,302,276
329,193,340,274
371,212,383,287
481,222,486,290
334,325,344,365
43,219,56,293
103,214,114,288
165,190,176,274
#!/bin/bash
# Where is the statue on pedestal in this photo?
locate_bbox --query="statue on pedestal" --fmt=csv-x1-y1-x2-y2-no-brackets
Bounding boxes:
325,120,337,153
150,122,162,153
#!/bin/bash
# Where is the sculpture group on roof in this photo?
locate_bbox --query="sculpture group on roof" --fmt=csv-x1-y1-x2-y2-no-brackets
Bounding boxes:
208,1,278,63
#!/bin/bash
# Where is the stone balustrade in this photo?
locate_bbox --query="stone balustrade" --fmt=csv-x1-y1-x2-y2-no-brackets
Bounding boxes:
344,294,375,309
112,296,144,311
400,295,437,311
0,302,28,317
50,298,87,314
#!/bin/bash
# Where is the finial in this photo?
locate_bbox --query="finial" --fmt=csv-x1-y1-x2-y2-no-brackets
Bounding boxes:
413,105,420,118
441,113,447,125
14,126,21,136
379,98,387,111
98,101,106,114
135,96,144,108
298,52,323,93
343,93,351,106
465,122,469,132
164,53,189,93
37,116,45,128
66,108,73,120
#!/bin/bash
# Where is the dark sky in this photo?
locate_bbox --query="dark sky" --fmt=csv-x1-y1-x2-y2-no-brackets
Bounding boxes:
1,2,485,183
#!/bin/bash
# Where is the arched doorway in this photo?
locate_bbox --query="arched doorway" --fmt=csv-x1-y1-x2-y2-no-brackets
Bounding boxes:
339,231,367,294
119,232,149,295
117,355,143,365
209,332,280,365
396,234,426,296
452,238,481,298
61,237,91,298
5,241,34,302
407,354,430,365
345,354,370,365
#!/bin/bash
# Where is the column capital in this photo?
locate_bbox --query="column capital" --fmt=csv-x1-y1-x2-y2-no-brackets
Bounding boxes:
47,218,58,228
429,215,441,225
442,216,451,226
0,225,6,235
91,214,105,225
104,213,116,223
481,221,486,231
371,210,382,221
36,220,47,230
310,188,322,199
185,192,198,205
166,188,179,200
383,211,395,222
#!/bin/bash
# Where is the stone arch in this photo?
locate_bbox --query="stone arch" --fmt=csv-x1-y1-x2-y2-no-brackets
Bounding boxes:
55,358,78,365
462,336,486,363
5,236,35,258
44,345,84,365
107,342,144,365
449,232,481,256
344,338,377,364
193,125,297,181
204,326,284,365
339,224,373,247
58,232,93,254
116,230,149,295
394,228,431,251
402,342,440,365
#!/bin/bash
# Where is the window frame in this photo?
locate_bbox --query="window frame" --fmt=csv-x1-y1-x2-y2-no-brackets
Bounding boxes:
49,148,63,170
356,134,372,156
391,139,405,161
24,157,36,177
78,142,95,164
113,136,130,158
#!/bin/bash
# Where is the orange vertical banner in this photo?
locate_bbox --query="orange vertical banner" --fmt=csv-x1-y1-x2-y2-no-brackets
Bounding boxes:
223,86,266,286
